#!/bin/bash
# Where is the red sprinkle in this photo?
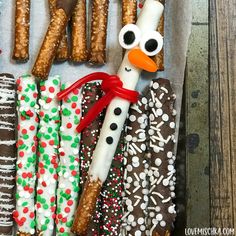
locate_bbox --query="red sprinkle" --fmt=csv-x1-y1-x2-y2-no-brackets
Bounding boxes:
64,207,70,213
65,189,71,195
49,87,55,93
71,102,77,109
29,125,35,131
66,123,72,129
29,212,35,218
41,85,46,91
37,189,43,195
23,207,28,213
67,200,73,206
75,109,81,115
19,151,24,157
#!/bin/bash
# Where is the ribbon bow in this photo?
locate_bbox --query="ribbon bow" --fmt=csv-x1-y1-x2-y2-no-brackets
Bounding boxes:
57,72,139,133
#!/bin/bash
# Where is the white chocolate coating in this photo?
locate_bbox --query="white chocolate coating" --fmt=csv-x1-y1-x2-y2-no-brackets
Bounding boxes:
89,0,164,183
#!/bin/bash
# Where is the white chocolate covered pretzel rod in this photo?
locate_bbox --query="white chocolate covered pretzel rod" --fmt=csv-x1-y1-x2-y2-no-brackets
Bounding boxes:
72,1,164,234
146,79,176,236
14,75,39,236
35,76,61,235
55,83,82,235
0,74,16,236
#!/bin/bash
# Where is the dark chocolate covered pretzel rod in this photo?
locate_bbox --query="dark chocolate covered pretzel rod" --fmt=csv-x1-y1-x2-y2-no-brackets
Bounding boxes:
121,95,149,235
79,82,103,235
0,74,16,236
147,79,176,236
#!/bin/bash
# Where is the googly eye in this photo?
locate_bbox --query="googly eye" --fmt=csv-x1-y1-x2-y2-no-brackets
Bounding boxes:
140,31,163,56
119,24,141,50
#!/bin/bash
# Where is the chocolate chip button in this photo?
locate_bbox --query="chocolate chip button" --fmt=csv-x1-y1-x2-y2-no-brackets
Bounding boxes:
110,123,118,130
114,108,122,115
106,136,113,144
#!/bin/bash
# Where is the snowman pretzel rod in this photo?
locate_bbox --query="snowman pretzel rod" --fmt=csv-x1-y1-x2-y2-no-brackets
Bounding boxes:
57,0,164,234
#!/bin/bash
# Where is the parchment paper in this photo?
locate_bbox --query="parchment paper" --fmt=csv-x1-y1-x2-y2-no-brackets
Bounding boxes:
0,0,192,153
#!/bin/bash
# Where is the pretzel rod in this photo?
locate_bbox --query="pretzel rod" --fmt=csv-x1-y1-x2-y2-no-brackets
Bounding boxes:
35,76,61,235
32,0,77,80
120,95,149,235
48,0,69,61
122,0,137,26
13,75,39,236
71,0,88,62
153,2,164,71
55,83,82,235
71,1,164,234
147,79,176,236
13,0,31,61
72,177,103,235
80,82,104,235
88,0,109,65
0,74,16,236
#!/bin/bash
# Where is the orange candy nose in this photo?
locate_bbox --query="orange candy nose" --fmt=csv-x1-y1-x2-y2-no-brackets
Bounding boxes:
128,49,158,72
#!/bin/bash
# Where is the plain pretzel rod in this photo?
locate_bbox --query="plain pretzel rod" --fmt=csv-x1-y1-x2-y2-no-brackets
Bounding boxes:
71,0,164,234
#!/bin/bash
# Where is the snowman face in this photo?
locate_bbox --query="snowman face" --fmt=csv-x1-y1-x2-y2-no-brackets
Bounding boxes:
119,24,163,73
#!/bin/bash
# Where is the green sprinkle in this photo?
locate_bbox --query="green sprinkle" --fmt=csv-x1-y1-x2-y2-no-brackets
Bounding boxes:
71,96,78,102
43,204,49,210
41,225,47,231
53,79,59,85
30,221,36,228
62,108,71,116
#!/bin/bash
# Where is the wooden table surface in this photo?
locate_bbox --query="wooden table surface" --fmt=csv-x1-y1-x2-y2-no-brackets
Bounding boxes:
179,0,236,235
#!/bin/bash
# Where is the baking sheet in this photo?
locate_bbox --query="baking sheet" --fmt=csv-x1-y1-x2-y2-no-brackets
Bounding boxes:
0,0,192,153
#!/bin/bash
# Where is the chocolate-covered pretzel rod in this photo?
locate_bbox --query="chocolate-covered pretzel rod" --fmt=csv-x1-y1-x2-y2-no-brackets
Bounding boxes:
121,96,149,235
71,2,164,234
101,136,124,235
14,75,39,236
122,0,137,26
13,0,31,61
48,0,69,61
32,0,77,79
147,79,176,236
71,0,88,62
80,82,103,235
55,83,82,235
35,76,61,235
88,0,109,65
0,74,16,236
